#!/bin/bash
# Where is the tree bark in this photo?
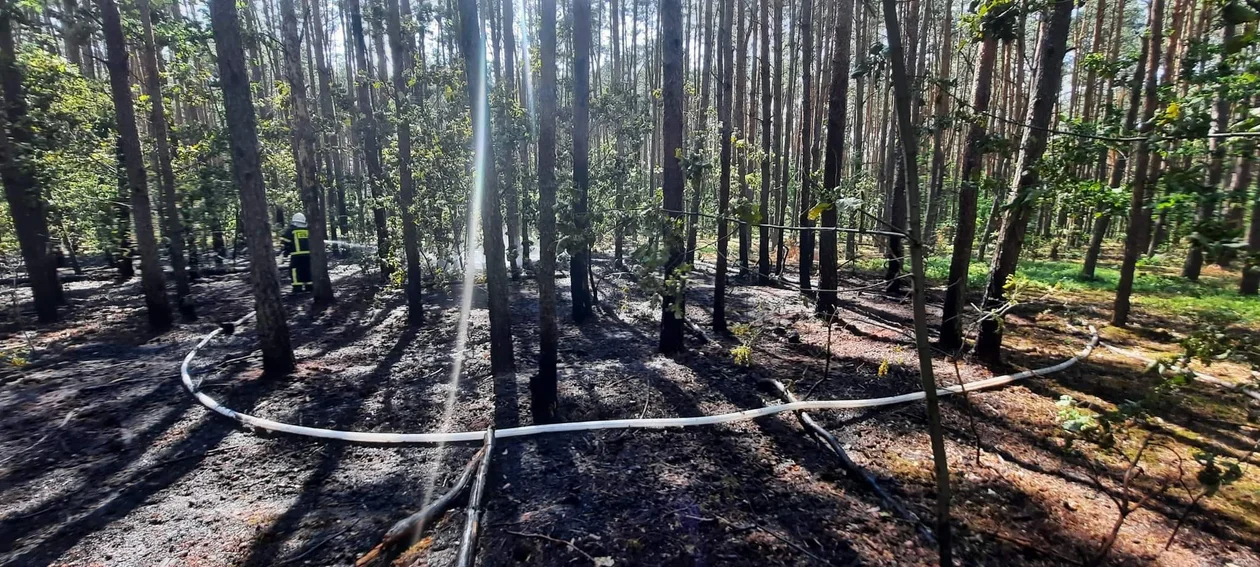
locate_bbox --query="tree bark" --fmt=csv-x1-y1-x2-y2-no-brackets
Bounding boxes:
456,0,515,376
502,0,522,279
1082,33,1148,279
880,0,952,559
348,0,392,276
660,0,686,353
279,0,334,308
1112,0,1165,326
795,0,814,291
535,0,560,422
757,0,772,284
937,34,997,352
974,0,1075,361
1182,23,1233,280
140,0,195,321
308,0,348,248
99,0,172,333
714,0,733,332
386,0,423,324
816,0,853,315
922,0,954,245
0,0,60,323
570,0,593,322
209,0,295,375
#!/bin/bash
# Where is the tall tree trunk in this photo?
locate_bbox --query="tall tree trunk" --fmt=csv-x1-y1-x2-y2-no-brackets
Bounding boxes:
660,0,686,353
714,0,733,332
99,0,172,332
386,0,423,324
1112,0,1166,326
1082,32,1148,279
457,0,515,377
735,0,751,276
0,0,60,323
348,0,392,276
1242,168,1260,294
795,0,814,291
880,0,952,560
308,0,348,248
570,0,593,322
757,0,771,284
974,0,1075,361
279,0,334,308
209,0,295,375
937,33,997,352
816,0,853,315
140,0,195,321
685,0,714,265
502,0,522,279
535,0,560,422
770,0,784,274
922,0,954,245
1181,23,1233,280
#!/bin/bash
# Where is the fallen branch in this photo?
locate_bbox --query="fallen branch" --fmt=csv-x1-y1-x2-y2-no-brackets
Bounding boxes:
454,427,496,567
683,319,711,343
761,379,934,545
713,514,835,565
278,519,360,565
506,530,599,563
355,447,487,566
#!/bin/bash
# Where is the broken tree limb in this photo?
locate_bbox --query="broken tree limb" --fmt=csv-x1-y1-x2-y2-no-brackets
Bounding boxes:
761,379,935,545
355,447,486,566
455,427,496,567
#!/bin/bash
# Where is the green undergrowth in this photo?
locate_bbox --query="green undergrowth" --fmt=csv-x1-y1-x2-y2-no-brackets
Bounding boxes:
853,251,1260,328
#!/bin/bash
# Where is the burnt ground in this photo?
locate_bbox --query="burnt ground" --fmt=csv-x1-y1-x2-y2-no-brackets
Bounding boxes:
1,255,1258,567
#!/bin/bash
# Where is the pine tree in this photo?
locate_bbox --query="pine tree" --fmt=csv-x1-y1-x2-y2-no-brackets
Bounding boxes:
0,0,61,323
816,0,853,316
974,0,1075,361
535,0,560,422
138,0,194,321
208,0,295,375
279,0,334,308
570,0,593,322
99,0,172,333
386,0,423,324
660,0,686,353
1112,0,1166,326
456,0,515,377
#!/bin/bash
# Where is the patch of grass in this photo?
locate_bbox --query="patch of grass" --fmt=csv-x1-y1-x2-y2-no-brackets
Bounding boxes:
857,253,1260,327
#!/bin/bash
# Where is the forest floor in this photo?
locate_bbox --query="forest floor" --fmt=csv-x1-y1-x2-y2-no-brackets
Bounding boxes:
1,244,1258,567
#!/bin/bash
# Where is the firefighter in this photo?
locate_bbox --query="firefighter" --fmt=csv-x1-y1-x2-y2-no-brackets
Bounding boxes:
281,213,312,293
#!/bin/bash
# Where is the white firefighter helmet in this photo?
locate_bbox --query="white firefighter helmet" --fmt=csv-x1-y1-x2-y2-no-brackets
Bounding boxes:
291,212,307,228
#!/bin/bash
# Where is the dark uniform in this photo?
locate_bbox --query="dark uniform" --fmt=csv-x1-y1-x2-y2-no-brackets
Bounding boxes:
281,224,312,293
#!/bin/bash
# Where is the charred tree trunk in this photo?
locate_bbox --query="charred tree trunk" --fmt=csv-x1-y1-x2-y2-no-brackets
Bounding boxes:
570,0,593,322
816,0,853,315
796,0,814,292
660,0,686,353
209,0,295,375
456,0,515,376
348,0,392,276
535,0,560,422
714,0,734,332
